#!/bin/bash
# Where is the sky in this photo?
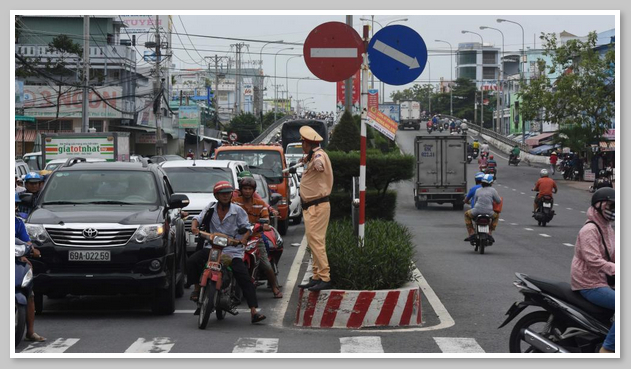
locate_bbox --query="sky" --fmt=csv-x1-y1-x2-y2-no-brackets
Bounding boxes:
169,13,615,113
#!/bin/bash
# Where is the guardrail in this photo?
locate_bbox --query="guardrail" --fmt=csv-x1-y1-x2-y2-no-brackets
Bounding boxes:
438,114,529,152
251,115,294,144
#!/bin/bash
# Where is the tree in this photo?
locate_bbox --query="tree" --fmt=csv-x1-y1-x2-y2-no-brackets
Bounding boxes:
328,110,360,152
451,77,478,121
519,31,615,150
227,113,260,143
44,35,84,125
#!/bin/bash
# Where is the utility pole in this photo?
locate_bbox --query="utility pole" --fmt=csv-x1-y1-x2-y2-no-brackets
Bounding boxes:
206,55,229,130
81,15,90,133
231,43,248,116
344,15,353,112
154,15,164,156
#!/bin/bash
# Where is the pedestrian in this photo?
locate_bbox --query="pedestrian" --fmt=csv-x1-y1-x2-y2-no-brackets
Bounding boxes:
293,126,333,292
549,151,558,175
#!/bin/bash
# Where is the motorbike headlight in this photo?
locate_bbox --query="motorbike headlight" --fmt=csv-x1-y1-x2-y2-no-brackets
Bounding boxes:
132,224,164,243
25,224,50,243
21,268,33,288
213,236,228,247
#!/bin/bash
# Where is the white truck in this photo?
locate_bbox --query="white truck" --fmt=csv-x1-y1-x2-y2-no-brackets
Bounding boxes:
414,134,468,210
399,100,421,130
40,132,131,164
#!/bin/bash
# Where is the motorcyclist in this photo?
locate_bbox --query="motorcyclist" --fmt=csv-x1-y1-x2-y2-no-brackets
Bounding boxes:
570,188,615,353
478,152,488,171
426,119,433,132
449,119,456,132
15,193,46,342
593,169,613,191
188,181,266,324
200,148,210,160
487,155,497,169
572,154,584,180
236,171,279,218
466,143,474,156
460,119,468,133
472,139,480,150
464,172,485,208
532,169,558,213
18,172,44,217
464,174,501,243
232,177,283,299
510,145,520,163
431,115,438,126
480,141,490,155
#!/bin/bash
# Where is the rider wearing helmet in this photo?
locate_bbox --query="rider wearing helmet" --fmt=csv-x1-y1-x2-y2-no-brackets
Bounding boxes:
233,177,283,299
532,169,558,212
236,171,279,217
464,174,501,243
464,172,486,208
571,188,615,353
19,172,44,216
200,148,210,159
487,155,497,169
186,149,195,159
188,181,266,324
480,141,490,155
472,139,480,150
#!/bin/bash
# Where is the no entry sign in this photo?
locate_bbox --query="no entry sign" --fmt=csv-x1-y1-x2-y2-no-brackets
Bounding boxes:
303,22,364,82
229,132,238,142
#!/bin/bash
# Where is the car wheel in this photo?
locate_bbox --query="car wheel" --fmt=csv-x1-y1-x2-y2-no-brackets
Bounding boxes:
152,270,176,315
278,219,289,236
291,213,302,225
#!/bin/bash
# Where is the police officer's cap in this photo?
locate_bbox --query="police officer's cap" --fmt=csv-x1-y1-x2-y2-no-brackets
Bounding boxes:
299,126,323,142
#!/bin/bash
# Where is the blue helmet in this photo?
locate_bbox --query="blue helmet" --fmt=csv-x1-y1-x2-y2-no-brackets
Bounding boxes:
474,172,485,181
481,174,494,184
24,172,43,182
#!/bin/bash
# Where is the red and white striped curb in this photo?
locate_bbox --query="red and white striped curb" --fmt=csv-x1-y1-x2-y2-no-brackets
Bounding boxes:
294,260,422,329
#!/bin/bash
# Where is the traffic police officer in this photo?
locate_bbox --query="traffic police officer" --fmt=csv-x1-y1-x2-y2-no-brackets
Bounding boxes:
295,126,333,291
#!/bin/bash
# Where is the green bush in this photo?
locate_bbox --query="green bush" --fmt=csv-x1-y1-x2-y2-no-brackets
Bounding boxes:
329,190,397,221
328,110,360,152
325,219,415,290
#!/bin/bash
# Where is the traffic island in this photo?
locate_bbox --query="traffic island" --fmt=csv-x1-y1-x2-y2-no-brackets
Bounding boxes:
294,259,422,329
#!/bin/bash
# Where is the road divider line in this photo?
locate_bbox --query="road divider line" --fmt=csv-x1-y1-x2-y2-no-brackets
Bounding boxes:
520,192,525,195
581,211,587,214
499,219,505,222
340,337,384,353
539,234,552,238
510,223,518,226
20,338,80,354
232,338,279,353
530,196,535,199
271,235,309,328
555,203,560,206
566,208,573,210
564,243,575,247
125,337,174,353
524,228,534,231
433,337,485,353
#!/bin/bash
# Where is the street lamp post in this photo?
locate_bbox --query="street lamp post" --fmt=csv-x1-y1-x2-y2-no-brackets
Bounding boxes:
480,26,504,134
296,77,308,115
497,18,525,144
435,39,453,116
259,40,283,129
285,55,301,116
427,60,431,113
274,47,293,123
462,30,484,129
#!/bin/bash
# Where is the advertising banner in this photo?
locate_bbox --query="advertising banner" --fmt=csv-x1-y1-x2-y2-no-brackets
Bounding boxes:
45,137,114,162
179,105,200,128
336,70,360,114
15,80,24,109
136,132,167,144
366,89,398,141
23,86,123,119
379,103,401,124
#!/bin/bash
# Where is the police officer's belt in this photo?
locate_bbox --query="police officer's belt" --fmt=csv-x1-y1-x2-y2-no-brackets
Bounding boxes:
301,196,330,210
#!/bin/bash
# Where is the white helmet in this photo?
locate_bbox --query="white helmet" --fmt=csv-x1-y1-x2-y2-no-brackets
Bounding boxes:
463,119,468,123
540,169,549,177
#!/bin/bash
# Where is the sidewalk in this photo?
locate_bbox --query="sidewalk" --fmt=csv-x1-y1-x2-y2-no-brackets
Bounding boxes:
557,177,592,192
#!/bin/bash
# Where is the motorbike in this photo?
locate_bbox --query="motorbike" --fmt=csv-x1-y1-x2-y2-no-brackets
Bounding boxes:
533,193,555,226
508,154,521,166
485,165,497,180
467,154,473,164
195,229,248,329
572,168,581,181
438,124,444,133
498,272,614,353
470,214,494,254
244,219,284,288
15,238,34,346
427,125,433,134
472,148,479,159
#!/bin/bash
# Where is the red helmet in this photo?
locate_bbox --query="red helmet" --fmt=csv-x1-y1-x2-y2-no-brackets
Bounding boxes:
489,155,494,160
213,181,234,194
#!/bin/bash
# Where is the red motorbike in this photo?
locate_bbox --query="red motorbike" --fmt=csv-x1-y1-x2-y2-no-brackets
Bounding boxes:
243,220,284,287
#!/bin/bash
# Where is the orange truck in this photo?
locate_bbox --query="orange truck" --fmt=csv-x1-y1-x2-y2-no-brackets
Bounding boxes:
214,144,291,235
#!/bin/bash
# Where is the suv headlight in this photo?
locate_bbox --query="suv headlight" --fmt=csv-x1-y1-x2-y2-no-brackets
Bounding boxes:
132,224,164,243
25,224,50,243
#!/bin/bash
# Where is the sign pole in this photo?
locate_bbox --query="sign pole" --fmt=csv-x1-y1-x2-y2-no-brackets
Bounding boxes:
359,25,369,243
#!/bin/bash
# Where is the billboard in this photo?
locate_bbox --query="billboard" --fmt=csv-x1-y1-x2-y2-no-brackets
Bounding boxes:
379,103,401,124
23,86,123,119
336,70,360,114
366,89,398,141
178,105,200,128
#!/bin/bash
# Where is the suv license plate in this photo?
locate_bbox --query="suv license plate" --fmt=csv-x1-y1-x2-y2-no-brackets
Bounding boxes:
477,225,490,233
68,250,111,261
543,203,552,208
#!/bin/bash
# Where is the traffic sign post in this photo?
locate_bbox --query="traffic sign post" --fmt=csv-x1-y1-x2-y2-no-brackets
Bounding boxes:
303,22,364,82
367,25,428,86
229,132,238,143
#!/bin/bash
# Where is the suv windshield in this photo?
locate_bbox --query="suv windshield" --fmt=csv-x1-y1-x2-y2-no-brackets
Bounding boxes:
286,145,303,155
24,155,42,171
163,167,233,193
215,150,284,184
41,170,159,205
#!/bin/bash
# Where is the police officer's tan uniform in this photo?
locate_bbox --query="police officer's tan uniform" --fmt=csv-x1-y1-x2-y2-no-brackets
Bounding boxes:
299,126,333,284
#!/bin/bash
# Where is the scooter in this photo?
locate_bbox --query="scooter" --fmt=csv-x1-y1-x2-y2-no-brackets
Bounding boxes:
195,229,248,329
243,220,284,287
427,125,433,134
15,238,34,346
472,148,479,159
438,125,444,133
509,154,521,166
533,193,555,226
467,154,473,164
499,272,613,353
470,214,494,254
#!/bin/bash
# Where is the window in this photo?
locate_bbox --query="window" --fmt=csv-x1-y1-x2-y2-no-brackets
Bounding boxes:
459,67,477,80
163,167,233,193
216,150,284,184
483,67,497,80
89,120,104,132
458,51,477,65
482,51,497,65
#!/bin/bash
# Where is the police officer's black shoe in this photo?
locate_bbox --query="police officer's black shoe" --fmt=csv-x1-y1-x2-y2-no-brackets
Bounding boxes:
298,277,320,289
308,280,332,292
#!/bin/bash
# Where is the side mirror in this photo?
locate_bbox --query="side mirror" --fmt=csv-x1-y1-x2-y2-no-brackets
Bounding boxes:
270,193,282,206
19,193,34,207
168,193,190,209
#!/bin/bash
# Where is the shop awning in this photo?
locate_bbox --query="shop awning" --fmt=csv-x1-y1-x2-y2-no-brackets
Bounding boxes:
526,132,556,146
199,134,222,144
15,129,74,142
110,125,157,132
15,115,36,123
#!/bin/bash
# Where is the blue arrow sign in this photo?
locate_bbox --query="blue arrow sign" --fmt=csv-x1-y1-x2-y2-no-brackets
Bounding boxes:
367,25,428,86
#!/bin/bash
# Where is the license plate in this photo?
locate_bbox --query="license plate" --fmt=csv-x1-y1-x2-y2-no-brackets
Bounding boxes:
477,225,490,233
68,250,110,261
543,203,552,208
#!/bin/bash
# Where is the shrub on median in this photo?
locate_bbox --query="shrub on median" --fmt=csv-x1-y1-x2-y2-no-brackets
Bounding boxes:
329,190,397,221
325,219,415,290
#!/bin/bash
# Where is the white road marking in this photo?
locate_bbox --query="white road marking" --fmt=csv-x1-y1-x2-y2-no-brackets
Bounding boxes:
555,203,560,206
581,211,587,214
530,196,535,199
340,337,384,353
524,228,534,231
510,223,518,226
566,208,573,210
20,338,80,354
520,192,525,195
512,189,517,191
232,338,279,353
271,235,309,328
499,218,505,222
125,337,174,353
564,243,575,247
539,234,552,238
433,337,485,353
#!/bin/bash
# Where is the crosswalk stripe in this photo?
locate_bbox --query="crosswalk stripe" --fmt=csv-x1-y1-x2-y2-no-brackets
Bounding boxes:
20,338,80,353
232,338,279,353
564,243,574,247
539,234,551,238
340,337,384,353
125,337,174,353
433,337,485,353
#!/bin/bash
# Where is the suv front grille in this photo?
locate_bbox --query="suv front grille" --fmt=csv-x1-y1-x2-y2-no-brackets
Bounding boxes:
184,211,201,232
45,225,138,247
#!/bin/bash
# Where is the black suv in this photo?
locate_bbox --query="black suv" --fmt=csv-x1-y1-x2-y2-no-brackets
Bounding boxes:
23,158,190,315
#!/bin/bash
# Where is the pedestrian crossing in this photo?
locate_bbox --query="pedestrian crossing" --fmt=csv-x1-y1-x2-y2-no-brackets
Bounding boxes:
17,336,486,354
